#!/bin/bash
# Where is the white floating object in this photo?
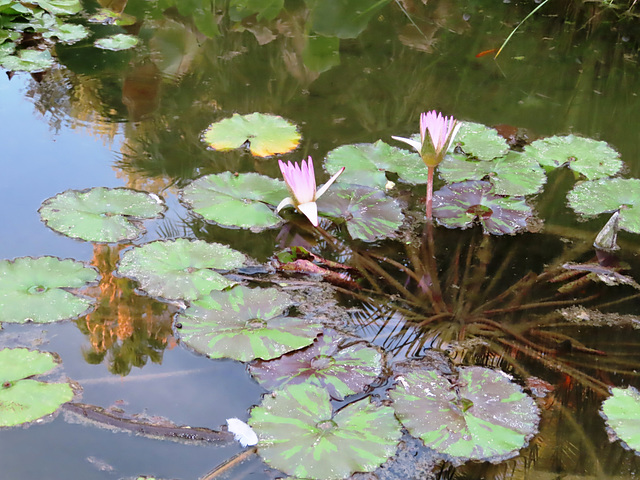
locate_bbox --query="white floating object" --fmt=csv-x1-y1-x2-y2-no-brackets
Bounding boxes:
226,418,258,447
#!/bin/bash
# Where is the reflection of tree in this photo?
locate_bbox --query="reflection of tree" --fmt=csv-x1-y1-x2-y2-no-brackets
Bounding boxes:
75,244,176,376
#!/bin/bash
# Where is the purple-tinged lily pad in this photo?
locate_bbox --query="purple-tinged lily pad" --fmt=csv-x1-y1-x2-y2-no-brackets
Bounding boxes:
600,386,640,455
116,239,245,302
317,185,404,242
456,122,509,160
390,367,539,463
432,181,533,235
249,332,383,400
249,383,401,479
178,285,321,361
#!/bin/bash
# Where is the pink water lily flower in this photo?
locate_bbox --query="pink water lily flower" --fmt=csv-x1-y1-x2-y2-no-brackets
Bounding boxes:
277,156,345,227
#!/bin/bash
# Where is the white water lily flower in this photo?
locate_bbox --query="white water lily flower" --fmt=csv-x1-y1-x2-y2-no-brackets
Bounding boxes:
277,156,345,226
226,417,258,447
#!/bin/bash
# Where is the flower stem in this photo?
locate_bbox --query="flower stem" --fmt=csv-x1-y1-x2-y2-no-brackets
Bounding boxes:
426,166,434,219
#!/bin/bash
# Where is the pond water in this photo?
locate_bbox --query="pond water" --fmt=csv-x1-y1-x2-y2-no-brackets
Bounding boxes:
1,0,640,479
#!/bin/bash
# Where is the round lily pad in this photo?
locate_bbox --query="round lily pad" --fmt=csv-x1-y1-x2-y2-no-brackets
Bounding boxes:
39,187,165,243
249,383,401,479
117,239,245,302
432,181,533,235
0,257,98,324
180,172,288,230
202,112,301,157
567,178,640,234
439,151,547,196
456,122,509,160
0,348,75,427
317,185,404,242
522,134,622,180
390,367,539,462
94,33,139,51
43,23,89,43
600,386,640,455
177,285,322,361
30,0,82,15
0,49,54,72
249,332,383,400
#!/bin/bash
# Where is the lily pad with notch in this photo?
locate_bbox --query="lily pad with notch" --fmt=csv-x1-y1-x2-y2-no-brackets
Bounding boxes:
202,113,300,157
0,256,98,324
567,178,640,234
522,134,622,180
600,386,640,455
29,0,82,15
177,285,321,361
317,184,404,242
389,366,540,463
248,331,383,400
249,383,401,479
180,172,288,230
94,33,139,51
0,49,54,72
0,348,76,427
432,180,533,235
39,187,165,243
456,122,510,161
116,239,246,302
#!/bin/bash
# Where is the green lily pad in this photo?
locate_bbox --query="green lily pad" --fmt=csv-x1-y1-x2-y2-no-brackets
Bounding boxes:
0,257,97,324
180,172,288,230
43,23,89,43
202,113,300,157
456,122,509,160
600,386,640,454
432,181,533,235
248,332,383,400
317,185,404,242
228,0,284,21
249,383,401,479
567,178,640,234
177,285,321,361
439,151,547,196
0,49,53,72
522,134,622,180
39,187,165,243
117,239,246,302
29,0,81,15
390,367,539,462
309,0,389,39
0,348,75,427
94,33,139,51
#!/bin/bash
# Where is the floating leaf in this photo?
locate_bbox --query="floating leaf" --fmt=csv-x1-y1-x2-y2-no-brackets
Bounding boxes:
39,187,165,243
0,49,53,72
432,181,533,235
601,386,640,454
249,332,383,400
456,122,509,160
567,178,640,234
228,0,284,21
29,0,82,15
439,151,547,196
318,185,404,242
117,239,245,301
390,367,539,462
522,134,622,179
94,33,139,51
43,23,89,43
202,113,300,157
0,257,97,324
180,172,288,230
309,0,389,39
249,383,401,479
177,285,321,361
0,348,74,427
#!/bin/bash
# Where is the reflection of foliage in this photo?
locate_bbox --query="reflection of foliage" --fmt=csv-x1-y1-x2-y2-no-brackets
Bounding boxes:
76,244,175,376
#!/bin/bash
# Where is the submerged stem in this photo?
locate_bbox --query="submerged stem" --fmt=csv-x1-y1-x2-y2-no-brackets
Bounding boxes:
426,166,434,220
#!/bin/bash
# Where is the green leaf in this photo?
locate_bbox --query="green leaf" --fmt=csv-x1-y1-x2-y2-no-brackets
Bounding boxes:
0,349,74,427
433,181,533,235
117,239,246,301
94,33,139,51
522,134,622,180
390,367,539,462
439,151,547,196
309,0,390,39
0,257,97,324
202,112,300,157
180,172,288,230
178,285,322,361
249,332,383,400
302,35,340,73
43,22,89,43
456,121,509,160
567,178,640,234
317,184,404,242
228,0,284,21
39,187,166,243
28,0,81,15
249,383,401,479
0,49,53,72
601,386,640,454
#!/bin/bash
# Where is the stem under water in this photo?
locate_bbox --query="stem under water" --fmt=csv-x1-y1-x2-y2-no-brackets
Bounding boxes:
426,166,434,220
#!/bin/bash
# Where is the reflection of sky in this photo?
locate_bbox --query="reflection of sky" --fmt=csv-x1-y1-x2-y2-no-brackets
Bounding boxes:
0,74,124,260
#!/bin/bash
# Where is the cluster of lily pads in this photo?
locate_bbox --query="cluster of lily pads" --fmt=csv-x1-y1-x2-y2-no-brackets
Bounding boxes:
2,109,640,478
